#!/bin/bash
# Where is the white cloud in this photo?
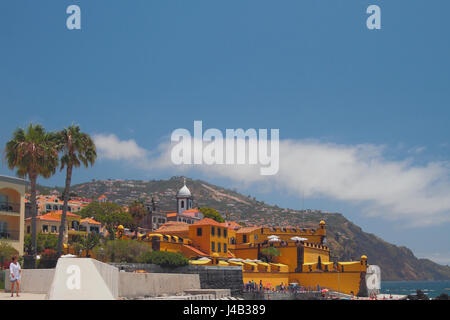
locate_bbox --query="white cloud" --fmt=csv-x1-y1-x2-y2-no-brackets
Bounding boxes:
93,134,147,161
93,134,450,227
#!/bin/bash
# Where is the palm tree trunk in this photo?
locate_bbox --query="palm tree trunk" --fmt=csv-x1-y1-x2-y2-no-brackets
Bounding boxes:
29,174,37,261
57,164,73,257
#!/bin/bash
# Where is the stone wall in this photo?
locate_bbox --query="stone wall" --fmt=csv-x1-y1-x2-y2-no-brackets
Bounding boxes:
110,263,244,296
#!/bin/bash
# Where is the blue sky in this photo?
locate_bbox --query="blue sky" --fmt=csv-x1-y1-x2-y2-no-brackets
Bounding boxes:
1,1,450,265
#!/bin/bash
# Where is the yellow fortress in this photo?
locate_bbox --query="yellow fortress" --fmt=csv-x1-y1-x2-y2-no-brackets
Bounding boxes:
143,217,369,296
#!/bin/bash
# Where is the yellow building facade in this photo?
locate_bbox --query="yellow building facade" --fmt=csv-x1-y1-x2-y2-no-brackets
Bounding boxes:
0,175,27,255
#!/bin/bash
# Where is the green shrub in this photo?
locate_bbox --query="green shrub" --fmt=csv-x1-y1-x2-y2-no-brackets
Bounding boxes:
138,251,188,268
261,246,281,263
102,239,151,263
0,242,19,268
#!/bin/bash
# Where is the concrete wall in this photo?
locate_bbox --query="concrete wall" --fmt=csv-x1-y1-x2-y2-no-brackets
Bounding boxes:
111,263,244,296
118,272,200,298
92,259,119,298
5,269,55,293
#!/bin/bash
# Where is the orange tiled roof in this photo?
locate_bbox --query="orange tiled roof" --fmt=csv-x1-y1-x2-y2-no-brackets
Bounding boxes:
166,212,177,218
156,222,189,233
194,218,227,227
50,210,81,218
182,244,208,257
80,218,101,225
25,213,60,222
183,208,200,214
236,226,261,233
225,221,242,229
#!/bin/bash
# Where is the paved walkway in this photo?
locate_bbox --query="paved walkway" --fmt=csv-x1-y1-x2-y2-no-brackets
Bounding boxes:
0,292,46,300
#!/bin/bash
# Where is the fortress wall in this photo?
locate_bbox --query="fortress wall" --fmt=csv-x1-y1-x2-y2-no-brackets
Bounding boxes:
289,272,362,295
118,272,200,298
5,269,55,293
243,272,289,288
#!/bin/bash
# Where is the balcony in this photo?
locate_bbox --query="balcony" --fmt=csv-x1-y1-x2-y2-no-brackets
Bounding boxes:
0,201,21,215
0,229,20,241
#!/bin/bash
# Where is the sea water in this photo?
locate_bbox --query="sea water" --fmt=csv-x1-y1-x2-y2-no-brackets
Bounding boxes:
381,280,450,298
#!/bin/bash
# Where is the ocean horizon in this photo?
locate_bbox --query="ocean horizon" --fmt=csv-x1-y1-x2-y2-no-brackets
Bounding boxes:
381,280,450,298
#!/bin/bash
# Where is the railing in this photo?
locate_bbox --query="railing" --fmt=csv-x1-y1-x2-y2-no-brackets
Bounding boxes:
0,229,20,241
0,201,21,214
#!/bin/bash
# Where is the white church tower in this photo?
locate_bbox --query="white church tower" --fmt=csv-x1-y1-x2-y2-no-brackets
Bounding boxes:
177,178,193,215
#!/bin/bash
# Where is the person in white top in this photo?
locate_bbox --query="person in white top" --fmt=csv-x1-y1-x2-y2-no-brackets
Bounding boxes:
9,256,21,297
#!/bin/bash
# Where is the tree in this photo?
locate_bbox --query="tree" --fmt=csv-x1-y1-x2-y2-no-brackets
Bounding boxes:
261,246,281,263
55,125,97,257
79,233,100,257
24,233,58,255
128,200,147,238
79,202,132,240
199,207,225,223
5,124,58,260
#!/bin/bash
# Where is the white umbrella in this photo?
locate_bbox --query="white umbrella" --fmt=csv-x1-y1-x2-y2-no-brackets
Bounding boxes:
291,236,308,241
229,258,244,262
198,257,211,261
268,238,281,242
60,254,77,258
267,235,279,239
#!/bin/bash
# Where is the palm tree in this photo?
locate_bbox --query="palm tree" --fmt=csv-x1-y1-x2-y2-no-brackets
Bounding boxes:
5,124,59,260
56,125,96,257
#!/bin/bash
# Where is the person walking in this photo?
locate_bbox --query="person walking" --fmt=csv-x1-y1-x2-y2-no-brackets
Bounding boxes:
9,256,21,297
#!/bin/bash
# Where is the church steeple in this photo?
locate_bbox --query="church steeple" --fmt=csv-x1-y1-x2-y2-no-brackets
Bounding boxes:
176,178,193,214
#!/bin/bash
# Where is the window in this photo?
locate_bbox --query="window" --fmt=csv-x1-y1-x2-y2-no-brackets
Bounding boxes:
254,234,258,240
224,229,227,238
90,226,99,233
181,200,184,208
218,228,221,237
223,243,227,253
27,226,31,234
197,228,202,236
211,226,215,236
211,241,215,252
217,242,221,253
243,235,247,243
43,225,49,233
51,226,57,233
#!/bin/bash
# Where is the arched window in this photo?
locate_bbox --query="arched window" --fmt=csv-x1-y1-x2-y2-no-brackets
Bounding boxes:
181,200,184,209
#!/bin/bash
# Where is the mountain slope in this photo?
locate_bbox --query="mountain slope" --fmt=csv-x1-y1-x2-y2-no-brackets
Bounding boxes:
38,176,450,281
